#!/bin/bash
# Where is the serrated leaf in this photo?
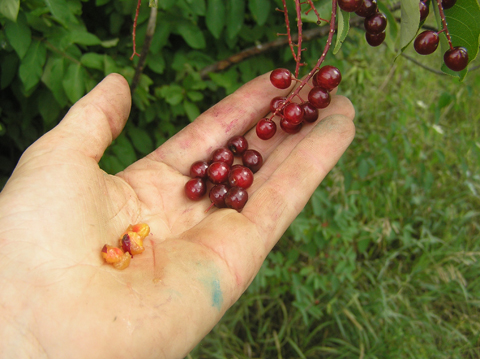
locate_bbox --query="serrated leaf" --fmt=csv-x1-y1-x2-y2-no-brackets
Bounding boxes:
226,0,245,39
176,21,206,49
400,0,420,50
18,40,47,93
248,0,270,26
333,10,349,54
0,0,20,22
43,0,78,27
206,0,226,39
42,57,68,106
62,63,86,103
128,127,154,155
4,11,31,59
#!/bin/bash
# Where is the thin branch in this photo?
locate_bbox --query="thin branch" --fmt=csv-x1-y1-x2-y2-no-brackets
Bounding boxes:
400,53,446,75
130,6,158,94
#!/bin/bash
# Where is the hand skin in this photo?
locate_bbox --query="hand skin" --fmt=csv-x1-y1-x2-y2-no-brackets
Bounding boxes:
0,72,355,359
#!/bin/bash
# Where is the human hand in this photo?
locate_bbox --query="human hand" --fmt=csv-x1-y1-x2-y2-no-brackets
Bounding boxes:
0,73,354,358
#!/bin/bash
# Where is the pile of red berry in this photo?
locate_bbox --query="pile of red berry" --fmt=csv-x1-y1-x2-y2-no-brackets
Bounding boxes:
184,135,263,212
257,64,342,140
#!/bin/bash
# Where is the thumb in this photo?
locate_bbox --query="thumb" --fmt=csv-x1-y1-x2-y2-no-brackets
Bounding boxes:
35,73,131,162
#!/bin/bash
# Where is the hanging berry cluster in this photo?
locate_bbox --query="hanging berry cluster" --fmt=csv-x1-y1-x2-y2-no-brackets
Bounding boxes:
184,135,263,212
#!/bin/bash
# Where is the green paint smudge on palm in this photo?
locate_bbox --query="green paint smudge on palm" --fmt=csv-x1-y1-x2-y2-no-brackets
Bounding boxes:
210,278,223,310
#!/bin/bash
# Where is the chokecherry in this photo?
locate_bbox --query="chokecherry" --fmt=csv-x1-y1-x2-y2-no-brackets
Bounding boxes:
207,161,230,184
365,31,385,47
270,96,286,114
190,160,209,179
228,166,254,189
210,147,234,166
270,68,292,89
441,0,456,9
414,31,439,55
209,184,229,208
301,103,319,123
227,135,248,155
308,87,331,109
185,178,207,200
313,65,342,91
225,187,248,212
283,103,304,125
280,117,303,134
355,0,377,17
444,46,469,71
338,0,362,12
242,149,263,173
419,1,429,21
364,13,387,35
256,118,277,140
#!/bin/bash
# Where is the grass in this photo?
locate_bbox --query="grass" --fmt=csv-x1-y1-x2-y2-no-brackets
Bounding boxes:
188,33,480,358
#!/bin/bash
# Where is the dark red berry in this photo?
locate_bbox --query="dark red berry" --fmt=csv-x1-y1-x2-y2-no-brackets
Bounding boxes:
365,31,385,46
280,117,303,134
414,31,439,55
209,184,229,208
338,0,361,12
210,147,234,166
308,87,331,109
270,96,286,114
313,65,342,91
256,118,277,140
228,166,254,189
419,1,429,21
242,149,263,173
364,12,387,35
190,160,209,179
283,103,304,125
442,0,456,9
227,135,248,156
225,187,248,212
444,46,469,72
207,162,230,184
270,68,292,89
121,234,132,256
185,177,207,200
355,0,377,17
301,103,319,123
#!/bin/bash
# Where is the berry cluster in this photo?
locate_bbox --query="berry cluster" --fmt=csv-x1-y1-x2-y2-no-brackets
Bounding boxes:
257,65,342,140
412,0,468,72
184,135,263,212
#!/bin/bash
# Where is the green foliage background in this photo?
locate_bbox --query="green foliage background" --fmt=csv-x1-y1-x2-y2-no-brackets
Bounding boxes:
1,0,480,357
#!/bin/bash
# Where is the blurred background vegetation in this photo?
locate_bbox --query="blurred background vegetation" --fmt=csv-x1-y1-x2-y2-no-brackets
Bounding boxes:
1,0,479,357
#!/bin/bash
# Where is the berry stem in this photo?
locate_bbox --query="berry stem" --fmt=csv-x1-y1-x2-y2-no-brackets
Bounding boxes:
130,0,142,60
435,0,454,50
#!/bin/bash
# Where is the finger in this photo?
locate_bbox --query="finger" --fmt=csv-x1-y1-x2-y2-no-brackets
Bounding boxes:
243,113,356,249
30,73,131,163
148,72,292,175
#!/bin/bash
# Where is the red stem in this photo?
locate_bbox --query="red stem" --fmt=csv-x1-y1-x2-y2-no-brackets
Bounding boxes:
435,0,453,50
130,0,142,60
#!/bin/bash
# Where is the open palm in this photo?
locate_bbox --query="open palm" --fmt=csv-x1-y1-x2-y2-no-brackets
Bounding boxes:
0,73,355,358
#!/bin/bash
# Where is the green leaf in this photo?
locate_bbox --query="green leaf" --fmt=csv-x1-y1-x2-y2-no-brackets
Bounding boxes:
206,0,226,39
111,135,137,167
1,52,19,90
399,0,420,50
176,21,206,49
80,53,104,71
150,22,170,54
333,10,349,55
302,0,331,25
147,54,166,74
377,1,398,52
185,0,206,16
159,84,184,105
62,63,86,103
248,0,270,26
226,0,245,40
4,11,31,59
184,100,200,122
38,90,61,126
69,30,101,46
358,158,369,179
128,127,154,155
0,0,20,22
439,0,480,79
43,0,78,27
19,40,47,93
42,57,68,107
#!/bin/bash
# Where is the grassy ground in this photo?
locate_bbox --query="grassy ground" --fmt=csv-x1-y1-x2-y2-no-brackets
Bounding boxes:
189,33,480,358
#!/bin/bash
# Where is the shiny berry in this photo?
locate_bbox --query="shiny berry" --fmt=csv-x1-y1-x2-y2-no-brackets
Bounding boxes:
210,147,234,166
209,184,229,208
365,31,385,46
225,187,248,212
256,118,277,140
414,31,439,55
190,160,209,179
228,166,254,189
365,13,387,34
207,162,230,184
242,149,263,173
442,0,456,9
185,178,207,200
270,68,292,89
355,0,377,17
313,65,342,91
338,0,361,12
280,117,303,134
419,1,429,21
227,135,248,156
283,103,304,125
270,96,286,114
301,103,319,123
308,87,331,109
444,46,469,71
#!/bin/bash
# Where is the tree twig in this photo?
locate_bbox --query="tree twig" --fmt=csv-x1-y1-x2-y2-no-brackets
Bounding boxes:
130,6,158,94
